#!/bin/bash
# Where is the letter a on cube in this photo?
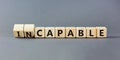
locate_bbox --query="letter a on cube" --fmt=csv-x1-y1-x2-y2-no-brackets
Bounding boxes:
45,27,55,38
65,27,76,38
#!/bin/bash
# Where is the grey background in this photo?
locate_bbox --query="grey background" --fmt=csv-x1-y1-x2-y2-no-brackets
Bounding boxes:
0,0,120,60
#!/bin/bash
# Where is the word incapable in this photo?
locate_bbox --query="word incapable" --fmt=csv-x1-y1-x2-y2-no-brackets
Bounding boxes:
13,24,107,38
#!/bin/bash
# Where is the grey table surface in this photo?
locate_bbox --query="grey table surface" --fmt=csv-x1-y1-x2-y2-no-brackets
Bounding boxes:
0,0,120,60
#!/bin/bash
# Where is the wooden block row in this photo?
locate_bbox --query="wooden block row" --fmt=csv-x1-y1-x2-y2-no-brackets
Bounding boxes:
13,24,35,38
13,24,107,38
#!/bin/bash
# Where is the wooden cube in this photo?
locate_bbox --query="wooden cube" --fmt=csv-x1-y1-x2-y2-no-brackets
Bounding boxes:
35,27,45,38
86,27,97,38
55,27,65,38
13,24,24,38
65,27,76,38
76,27,86,38
45,27,55,38
96,27,107,38
24,24,35,38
